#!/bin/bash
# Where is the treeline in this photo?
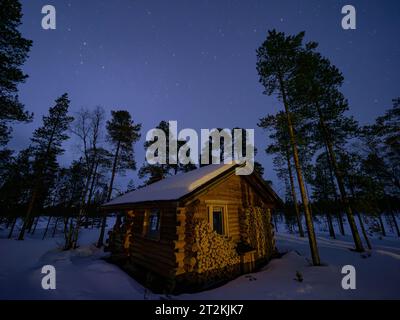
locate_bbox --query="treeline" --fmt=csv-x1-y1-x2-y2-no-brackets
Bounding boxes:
256,30,400,264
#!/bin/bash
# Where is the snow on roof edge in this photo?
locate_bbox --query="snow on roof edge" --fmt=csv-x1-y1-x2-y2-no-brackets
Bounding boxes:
102,163,238,207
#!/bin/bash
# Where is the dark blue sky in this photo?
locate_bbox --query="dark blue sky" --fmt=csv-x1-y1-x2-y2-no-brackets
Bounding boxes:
11,0,400,196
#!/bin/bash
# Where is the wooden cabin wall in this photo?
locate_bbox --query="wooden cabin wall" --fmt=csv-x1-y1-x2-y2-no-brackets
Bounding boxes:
124,203,179,278
179,174,276,284
185,174,274,243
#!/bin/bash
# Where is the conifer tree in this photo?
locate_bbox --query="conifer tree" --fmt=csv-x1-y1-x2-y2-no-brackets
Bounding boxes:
18,94,73,240
139,120,196,186
294,49,364,251
0,0,33,146
97,110,141,247
256,30,320,265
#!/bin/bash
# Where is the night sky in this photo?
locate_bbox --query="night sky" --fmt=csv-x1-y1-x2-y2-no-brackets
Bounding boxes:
11,0,400,196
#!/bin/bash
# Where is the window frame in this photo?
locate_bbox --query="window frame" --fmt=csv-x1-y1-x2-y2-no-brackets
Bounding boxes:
143,208,162,240
206,201,229,236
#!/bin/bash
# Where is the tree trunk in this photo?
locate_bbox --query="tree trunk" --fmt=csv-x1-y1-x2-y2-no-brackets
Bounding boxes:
64,218,75,250
349,185,371,250
28,216,37,233
42,216,52,240
285,148,304,237
18,189,38,240
336,212,345,236
389,210,400,237
69,161,96,249
279,76,320,265
377,213,386,237
326,211,336,239
355,211,372,250
52,217,60,237
325,145,345,236
85,161,99,230
87,161,99,206
316,104,364,252
31,216,40,235
8,217,17,239
63,217,69,233
97,141,121,248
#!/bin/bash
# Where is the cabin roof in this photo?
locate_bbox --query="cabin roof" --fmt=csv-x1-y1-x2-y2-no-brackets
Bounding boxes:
102,163,282,208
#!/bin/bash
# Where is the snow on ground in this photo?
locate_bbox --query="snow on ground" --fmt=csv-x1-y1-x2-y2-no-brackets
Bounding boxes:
180,233,400,300
0,219,153,300
0,217,399,300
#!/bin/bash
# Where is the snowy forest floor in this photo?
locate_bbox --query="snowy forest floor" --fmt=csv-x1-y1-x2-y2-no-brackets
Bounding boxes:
0,219,399,300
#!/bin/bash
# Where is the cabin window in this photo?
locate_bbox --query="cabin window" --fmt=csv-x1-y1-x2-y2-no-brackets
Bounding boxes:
212,207,224,234
145,209,161,239
207,204,228,236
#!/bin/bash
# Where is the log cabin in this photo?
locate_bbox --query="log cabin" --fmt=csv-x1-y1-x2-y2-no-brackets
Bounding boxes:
102,163,282,292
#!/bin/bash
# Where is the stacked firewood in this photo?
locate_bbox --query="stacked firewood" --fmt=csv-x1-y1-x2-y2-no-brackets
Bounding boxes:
240,207,275,259
191,221,240,275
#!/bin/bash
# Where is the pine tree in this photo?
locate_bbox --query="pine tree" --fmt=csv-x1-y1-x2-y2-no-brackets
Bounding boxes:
97,110,141,248
256,30,320,265
18,93,73,240
292,42,364,252
139,120,176,185
139,120,196,186
0,0,33,146
369,98,400,193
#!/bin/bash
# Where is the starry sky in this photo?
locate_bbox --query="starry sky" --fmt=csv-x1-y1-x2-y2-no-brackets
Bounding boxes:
11,0,400,196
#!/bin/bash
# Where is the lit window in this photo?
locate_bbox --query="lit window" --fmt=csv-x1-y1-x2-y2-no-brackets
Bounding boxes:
147,209,160,237
207,205,228,235
212,207,224,235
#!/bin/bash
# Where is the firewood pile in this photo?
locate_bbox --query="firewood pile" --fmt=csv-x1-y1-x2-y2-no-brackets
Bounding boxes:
188,220,240,279
240,207,275,259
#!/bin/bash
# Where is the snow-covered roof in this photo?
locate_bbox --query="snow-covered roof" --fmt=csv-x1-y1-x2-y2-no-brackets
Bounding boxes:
103,163,238,206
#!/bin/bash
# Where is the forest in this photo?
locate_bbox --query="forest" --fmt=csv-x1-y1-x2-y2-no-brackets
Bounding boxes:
0,1,399,267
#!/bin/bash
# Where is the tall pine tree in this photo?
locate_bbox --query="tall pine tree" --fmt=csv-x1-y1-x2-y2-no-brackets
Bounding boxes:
294,47,364,251
97,110,141,247
0,0,32,147
18,93,73,240
256,30,321,265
